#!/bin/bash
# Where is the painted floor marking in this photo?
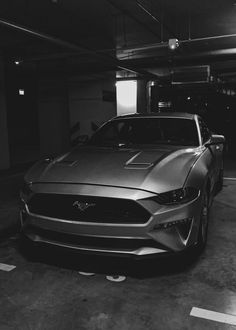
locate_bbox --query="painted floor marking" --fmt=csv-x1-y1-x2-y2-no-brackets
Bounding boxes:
0,263,16,272
223,177,236,180
106,275,126,282
78,271,95,276
190,307,236,326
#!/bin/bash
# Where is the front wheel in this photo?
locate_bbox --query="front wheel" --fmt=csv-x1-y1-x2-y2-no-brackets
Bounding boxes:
216,168,224,193
196,190,209,253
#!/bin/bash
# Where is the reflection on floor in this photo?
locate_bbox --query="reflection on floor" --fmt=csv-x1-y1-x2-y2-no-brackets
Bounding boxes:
224,157,236,178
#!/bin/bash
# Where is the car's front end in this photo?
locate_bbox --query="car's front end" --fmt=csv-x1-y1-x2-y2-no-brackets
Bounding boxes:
19,178,203,258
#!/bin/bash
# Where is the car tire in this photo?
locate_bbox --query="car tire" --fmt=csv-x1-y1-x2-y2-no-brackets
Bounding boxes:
196,189,209,253
216,168,224,193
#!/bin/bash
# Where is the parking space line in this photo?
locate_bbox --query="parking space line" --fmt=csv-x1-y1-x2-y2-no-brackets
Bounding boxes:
190,307,236,326
224,177,236,180
0,263,16,272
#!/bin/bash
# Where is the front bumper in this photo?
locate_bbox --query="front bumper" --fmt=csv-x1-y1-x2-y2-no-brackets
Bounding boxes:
20,183,202,257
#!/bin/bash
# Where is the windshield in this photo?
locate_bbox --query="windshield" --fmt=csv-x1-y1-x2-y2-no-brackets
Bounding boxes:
88,117,199,147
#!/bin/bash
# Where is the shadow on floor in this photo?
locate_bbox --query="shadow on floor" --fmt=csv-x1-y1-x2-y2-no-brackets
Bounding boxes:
17,237,200,279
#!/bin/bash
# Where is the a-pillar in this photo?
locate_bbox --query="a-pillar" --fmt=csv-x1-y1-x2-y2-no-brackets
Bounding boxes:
38,75,70,157
0,57,10,170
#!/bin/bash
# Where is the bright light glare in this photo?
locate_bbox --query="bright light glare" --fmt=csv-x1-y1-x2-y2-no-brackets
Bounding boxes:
19,89,24,95
116,80,137,115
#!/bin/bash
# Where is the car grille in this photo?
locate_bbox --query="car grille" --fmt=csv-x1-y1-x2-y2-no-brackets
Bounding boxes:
28,193,151,224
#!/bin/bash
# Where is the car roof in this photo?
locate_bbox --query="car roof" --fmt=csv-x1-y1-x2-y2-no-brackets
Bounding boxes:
114,112,196,120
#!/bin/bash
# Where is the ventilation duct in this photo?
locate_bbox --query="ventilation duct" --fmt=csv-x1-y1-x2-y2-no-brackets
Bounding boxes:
172,66,210,84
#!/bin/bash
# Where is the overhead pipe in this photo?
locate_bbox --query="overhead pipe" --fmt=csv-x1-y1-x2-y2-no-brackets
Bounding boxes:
136,0,177,39
2,17,236,68
0,18,84,52
183,48,236,57
115,48,236,76
117,33,236,54
107,0,161,39
182,33,236,44
0,17,158,78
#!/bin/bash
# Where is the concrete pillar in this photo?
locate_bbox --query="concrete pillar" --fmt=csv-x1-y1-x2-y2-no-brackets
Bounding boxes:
0,57,10,170
38,77,70,157
137,79,148,114
150,84,159,112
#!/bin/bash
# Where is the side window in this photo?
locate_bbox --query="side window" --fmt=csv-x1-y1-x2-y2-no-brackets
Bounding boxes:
198,118,211,144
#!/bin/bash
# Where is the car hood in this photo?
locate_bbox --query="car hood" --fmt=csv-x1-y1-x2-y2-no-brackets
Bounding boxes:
25,145,202,194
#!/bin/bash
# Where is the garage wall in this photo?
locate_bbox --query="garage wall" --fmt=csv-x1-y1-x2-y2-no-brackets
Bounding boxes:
35,75,116,158
68,78,116,141
0,58,10,170
38,78,70,157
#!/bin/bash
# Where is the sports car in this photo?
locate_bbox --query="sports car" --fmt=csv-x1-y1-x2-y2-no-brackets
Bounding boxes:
19,112,225,258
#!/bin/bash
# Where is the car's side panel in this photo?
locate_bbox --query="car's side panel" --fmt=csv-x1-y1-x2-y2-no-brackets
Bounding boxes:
184,146,216,199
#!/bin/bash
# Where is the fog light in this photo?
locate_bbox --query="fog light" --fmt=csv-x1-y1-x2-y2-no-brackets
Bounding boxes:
154,217,193,230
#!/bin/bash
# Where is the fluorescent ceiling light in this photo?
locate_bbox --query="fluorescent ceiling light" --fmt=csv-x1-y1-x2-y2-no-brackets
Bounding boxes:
116,80,137,115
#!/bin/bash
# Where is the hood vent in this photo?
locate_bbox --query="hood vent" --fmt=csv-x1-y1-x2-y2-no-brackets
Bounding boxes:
125,163,153,170
55,160,79,167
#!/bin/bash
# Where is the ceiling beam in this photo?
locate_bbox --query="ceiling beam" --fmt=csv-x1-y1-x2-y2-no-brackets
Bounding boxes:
0,17,158,79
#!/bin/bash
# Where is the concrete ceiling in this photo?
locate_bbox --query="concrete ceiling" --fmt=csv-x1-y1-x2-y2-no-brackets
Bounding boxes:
1,0,236,82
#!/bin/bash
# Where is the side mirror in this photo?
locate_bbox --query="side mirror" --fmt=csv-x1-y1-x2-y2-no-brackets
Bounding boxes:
206,134,225,147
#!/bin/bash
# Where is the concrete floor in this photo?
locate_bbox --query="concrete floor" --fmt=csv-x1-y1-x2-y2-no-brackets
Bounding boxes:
0,160,236,329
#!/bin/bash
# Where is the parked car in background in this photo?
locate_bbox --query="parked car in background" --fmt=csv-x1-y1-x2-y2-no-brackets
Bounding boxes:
20,112,225,258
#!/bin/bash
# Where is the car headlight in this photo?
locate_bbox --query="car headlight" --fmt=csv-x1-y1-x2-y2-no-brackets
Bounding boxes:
151,187,199,205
